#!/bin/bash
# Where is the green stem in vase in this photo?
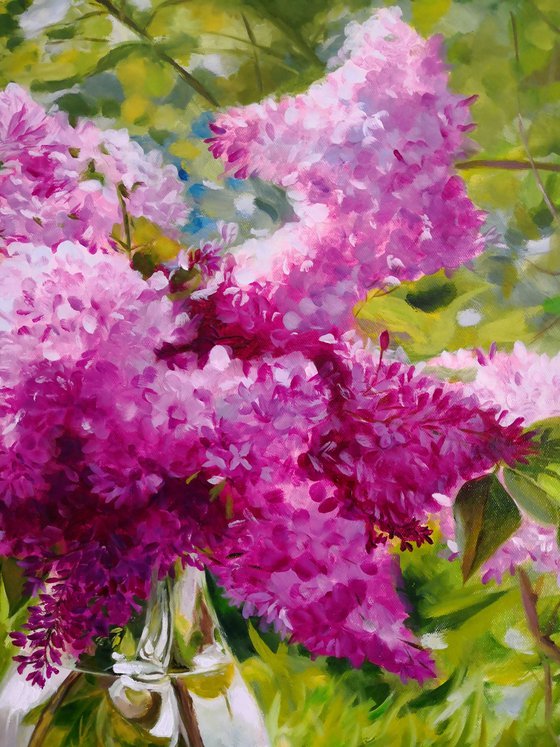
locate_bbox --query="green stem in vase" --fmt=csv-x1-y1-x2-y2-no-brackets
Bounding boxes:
28,670,84,747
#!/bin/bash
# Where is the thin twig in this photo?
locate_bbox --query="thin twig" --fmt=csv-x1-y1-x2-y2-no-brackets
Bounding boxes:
455,159,560,173
248,2,322,66
528,0,560,36
29,671,83,747
242,13,263,96
530,316,560,345
92,0,219,107
116,185,132,254
526,259,560,277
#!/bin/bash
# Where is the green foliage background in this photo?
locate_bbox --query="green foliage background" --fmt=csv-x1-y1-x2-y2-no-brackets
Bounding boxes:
1,0,560,744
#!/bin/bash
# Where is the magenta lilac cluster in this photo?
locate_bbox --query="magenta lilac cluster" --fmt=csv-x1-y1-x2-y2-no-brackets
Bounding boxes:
206,7,485,332
0,10,535,689
0,84,188,255
0,243,528,685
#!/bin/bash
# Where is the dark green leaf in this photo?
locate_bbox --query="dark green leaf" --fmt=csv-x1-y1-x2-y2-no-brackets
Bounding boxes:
0,557,29,617
254,197,279,222
454,474,521,581
46,26,76,40
405,281,457,313
56,93,98,121
503,468,560,525
407,671,461,710
0,13,18,37
30,75,83,93
425,590,509,631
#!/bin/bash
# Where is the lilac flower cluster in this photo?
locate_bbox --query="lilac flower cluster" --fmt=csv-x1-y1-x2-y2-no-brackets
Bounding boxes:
429,344,560,585
0,84,188,255
211,493,437,682
0,11,535,689
0,243,526,684
206,7,485,333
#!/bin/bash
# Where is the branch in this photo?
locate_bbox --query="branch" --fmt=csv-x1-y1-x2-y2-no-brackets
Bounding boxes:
92,0,219,108
455,159,560,173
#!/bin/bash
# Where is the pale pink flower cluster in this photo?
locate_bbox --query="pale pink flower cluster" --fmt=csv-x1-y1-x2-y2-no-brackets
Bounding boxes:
206,7,485,332
0,84,188,254
429,344,560,583
480,520,560,584
431,342,560,425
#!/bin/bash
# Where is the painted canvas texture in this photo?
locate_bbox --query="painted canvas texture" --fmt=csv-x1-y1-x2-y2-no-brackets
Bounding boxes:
0,0,560,745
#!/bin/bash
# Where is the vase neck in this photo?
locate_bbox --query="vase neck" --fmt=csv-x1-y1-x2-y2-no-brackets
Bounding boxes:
74,564,223,679
136,572,174,674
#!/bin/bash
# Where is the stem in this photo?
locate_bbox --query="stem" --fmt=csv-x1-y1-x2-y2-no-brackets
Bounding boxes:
518,568,560,665
544,660,553,724
117,185,132,254
172,679,205,747
28,671,83,747
242,13,263,97
455,159,560,173
92,0,219,108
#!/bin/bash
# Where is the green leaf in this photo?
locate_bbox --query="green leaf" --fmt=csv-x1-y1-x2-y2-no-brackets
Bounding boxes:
503,468,560,525
405,280,457,313
92,43,152,77
406,670,460,710
0,557,29,617
543,295,560,315
454,474,522,581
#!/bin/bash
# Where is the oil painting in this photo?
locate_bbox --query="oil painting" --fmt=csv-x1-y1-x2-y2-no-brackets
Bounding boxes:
1,0,560,745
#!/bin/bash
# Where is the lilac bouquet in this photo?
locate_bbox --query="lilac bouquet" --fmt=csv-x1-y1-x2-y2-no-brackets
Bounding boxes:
0,9,540,693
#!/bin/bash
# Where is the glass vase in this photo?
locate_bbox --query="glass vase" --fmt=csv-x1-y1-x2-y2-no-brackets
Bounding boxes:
0,565,270,747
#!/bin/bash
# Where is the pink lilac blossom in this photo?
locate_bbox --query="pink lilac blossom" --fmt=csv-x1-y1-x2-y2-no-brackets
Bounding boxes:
428,344,560,583
166,331,528,556
0,244,227,684
175,221,238,280
429,342,560,425
210,492,436,682
0,84,188,254
0,245,528,684
480,520,560,584
206,7,485,332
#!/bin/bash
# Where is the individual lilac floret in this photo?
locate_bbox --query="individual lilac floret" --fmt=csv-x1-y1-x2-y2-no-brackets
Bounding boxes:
0,84,188,254
206,8,484,332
